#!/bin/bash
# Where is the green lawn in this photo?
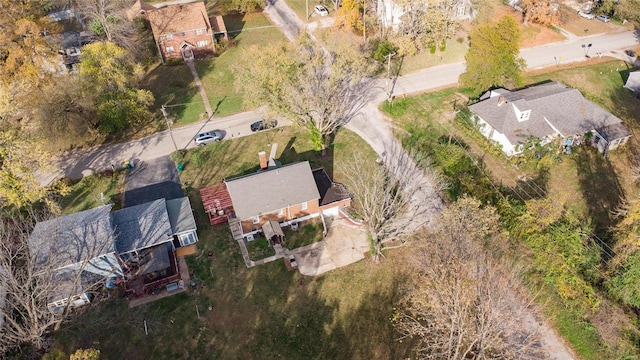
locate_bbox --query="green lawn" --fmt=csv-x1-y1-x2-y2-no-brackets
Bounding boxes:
51,124,398,359
245,237,275,260
58,170,126,214
194,13,288,118
398,39,468,75
283,220,324,249
176,126,374,189
142,12,287,127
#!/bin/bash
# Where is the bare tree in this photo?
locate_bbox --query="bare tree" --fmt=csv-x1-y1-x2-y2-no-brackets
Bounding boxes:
233,34,375,153
0,209,116,354
342,143,445,261
389,0,458,56
71,0,141,55
395,197,542,359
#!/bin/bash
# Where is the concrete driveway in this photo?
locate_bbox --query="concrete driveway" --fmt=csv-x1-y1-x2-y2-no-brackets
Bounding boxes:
290,217,369,276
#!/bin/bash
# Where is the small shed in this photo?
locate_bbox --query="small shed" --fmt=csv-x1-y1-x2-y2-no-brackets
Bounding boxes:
200,183,234,225
262,220,284,246
211,15,229,41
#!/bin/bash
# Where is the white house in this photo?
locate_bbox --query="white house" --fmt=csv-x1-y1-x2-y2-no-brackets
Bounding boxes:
468,82,632,156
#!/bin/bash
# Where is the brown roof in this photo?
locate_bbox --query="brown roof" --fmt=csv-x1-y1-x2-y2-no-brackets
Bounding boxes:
200,183,234,225
126,0,156,20
147,2,211,40
211,15,227,34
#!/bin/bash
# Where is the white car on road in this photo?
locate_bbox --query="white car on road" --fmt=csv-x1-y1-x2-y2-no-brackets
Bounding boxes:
578,11,594,20
314,5,329,16
194,130,223,146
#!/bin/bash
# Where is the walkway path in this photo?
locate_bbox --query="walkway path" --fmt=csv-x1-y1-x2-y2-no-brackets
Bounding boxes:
185,59,213,116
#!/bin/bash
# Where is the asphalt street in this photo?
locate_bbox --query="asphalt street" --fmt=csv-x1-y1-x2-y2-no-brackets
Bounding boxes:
41,27,639,184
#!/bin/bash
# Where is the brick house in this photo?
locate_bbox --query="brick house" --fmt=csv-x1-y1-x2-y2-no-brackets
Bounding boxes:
200,159,352,240
147,2,215,63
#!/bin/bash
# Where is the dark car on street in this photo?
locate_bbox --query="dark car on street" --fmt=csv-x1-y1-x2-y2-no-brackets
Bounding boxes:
250,119,278,132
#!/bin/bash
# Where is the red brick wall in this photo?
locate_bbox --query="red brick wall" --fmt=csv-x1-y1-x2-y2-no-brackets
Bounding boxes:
240,199,320,233
158,29,214,60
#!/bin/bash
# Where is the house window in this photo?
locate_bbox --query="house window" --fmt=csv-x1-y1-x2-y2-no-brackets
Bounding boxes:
178,232,197,246
165,46,175,53
197,40,208,48
457,6,465,16
301,202,308,210
165,34,173,40
519,110,531,121
593,135,600,144
252,216,260,224
196,29,204,35
181,32,186,37
278,208,284,216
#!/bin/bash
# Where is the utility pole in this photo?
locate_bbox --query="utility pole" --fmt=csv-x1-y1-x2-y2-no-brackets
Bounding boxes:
161,105,179,152
384,52,396,101
363,0,366,43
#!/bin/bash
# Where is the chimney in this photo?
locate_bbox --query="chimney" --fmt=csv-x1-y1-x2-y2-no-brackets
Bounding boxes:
259,151,267,170
497,96,505,106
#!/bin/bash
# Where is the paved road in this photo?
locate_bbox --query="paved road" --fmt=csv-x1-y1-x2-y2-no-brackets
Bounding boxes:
41,28,639,185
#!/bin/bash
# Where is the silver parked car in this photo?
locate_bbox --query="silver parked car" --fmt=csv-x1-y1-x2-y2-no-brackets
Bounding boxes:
194,130,223,146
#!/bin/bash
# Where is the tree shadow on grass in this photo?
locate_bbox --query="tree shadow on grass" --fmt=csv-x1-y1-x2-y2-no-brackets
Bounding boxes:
572,146,625,244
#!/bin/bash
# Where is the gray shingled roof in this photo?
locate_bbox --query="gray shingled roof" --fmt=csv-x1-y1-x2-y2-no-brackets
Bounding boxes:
166,197,196,234
225,162,320,220
29,205,115,269
595,123,632,142
469,82,626,146
112,199,172,254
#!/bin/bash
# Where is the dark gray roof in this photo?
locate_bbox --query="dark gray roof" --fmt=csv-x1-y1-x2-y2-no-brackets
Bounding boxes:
166,197,197,234
313,168,351,206
29,205,115,269
469,82,627,146
48,268,101,304
225,162,320,220
137,244,171,275
112,199,173,254
595,123,632,142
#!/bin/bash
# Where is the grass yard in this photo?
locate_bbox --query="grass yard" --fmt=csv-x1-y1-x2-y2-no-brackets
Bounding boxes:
50,124,397,359
283,220,324,249
245,237,276,260
194,13,288,118
398,39,468,75
58,170,126,214
177,126,375,189
52,217,412,359
142,12,287,127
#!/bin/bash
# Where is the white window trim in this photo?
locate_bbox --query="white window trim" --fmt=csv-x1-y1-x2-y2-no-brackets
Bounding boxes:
165,34,173,40
197,40,208,48
301,202,308,210
178,231,197,246
165,46,175,53
252,216,260,224
278,208,284,216
196,28,204,35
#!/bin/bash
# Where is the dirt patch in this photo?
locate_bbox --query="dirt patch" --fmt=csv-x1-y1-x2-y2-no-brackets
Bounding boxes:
590,299,640,354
